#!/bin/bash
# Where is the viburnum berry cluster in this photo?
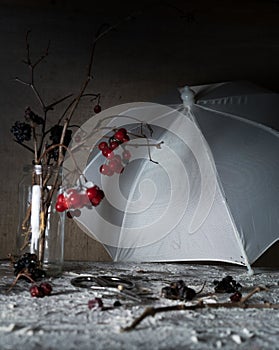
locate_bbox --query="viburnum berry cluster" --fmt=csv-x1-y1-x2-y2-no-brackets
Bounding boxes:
99,128,132,176
13,252,46,281
55,184,104,217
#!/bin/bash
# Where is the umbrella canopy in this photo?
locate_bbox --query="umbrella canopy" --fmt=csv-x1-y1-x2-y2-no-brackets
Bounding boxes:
64,81,279,272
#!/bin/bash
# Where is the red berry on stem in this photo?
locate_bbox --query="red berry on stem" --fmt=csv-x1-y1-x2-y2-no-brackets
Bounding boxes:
122,134,130,143
86,185,99,201
114,130,126,142
114,163,124,174
117,128,127,134
109,140,119,150
91,190,105,206
55,202,67,212
102,148,114,159
100,164,113,176
94,104,101,113
122,150,131,160
67,190,82,209
108,159,119,172
57,193,66,204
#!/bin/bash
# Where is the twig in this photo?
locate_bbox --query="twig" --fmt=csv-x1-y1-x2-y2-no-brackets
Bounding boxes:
14,139,35,153
45,93,74,112
7,271,35,293
122,287,278,332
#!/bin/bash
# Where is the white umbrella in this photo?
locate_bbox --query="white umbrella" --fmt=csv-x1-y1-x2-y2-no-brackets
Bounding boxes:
64,81,279,273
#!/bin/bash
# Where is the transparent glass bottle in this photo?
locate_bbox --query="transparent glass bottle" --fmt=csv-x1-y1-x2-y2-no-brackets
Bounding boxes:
17,164,65,277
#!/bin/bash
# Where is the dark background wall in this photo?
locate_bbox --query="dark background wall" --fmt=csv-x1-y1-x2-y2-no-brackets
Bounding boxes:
0,0,278,264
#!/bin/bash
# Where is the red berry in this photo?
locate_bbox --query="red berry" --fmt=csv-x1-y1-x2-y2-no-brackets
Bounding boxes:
109,140,119,150
67,190,82,209
91,190,105,206
98,141,108,151
114,163,124,174
94,104,101,113
30,285,44,298
86,185,99,201
40,282,52,296
57,194,65,203
108,159,120,172
102,148,114,159
122,135,130,143
100,164,113,176
122,150,131,160
114,130,127,142
117,128,127,134
55,201,67,212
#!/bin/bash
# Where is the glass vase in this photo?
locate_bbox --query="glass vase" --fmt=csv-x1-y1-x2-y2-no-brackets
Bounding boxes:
16,164,65,277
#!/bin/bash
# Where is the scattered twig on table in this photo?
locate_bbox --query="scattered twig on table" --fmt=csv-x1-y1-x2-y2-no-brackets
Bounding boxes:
122,286,279,332
7,270,35,293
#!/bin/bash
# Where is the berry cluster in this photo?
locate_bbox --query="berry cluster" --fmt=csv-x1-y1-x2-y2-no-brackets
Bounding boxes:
10,121,32,143
98,128,131,176
49,124,73,161
55,184,104,216
13,253,46,281
213,276,242,293
30,282,52,298
161,279,198,301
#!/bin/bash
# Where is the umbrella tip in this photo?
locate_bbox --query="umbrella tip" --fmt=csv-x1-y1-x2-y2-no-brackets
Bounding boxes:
178,85,195,107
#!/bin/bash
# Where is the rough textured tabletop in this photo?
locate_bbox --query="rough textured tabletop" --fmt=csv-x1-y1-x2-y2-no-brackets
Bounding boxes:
0,261,279,350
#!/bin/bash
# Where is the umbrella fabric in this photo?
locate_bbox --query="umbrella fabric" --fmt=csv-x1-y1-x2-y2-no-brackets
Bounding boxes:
69,81,279,272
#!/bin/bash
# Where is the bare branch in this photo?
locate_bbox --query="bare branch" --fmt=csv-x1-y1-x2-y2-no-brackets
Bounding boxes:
122,287,278,332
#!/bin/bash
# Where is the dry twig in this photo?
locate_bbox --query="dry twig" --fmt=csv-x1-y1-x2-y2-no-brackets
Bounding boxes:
122,286,278,332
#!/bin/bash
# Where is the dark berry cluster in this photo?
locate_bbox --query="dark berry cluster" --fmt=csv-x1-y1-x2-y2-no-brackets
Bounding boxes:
30,282,52,298
49,125,72,161
55,184,104,216
13,253,46,281
161,280,198,301
99,128,131,176
10,121,32,143
213,276,242,293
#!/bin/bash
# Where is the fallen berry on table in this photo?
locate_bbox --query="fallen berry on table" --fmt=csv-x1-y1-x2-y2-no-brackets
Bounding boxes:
30,285,44,298
88,297,103,310
40,282,52,296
